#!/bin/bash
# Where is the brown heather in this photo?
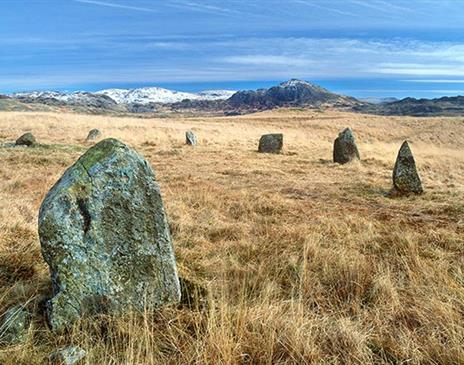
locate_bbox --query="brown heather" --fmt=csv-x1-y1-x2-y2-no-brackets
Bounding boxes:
0,109,463,364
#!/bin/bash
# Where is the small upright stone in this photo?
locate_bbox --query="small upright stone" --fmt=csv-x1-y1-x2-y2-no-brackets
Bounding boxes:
85,129,101,142
0,306,30,344
15,132,36,147
39,138,181,331
51,346,86,365
186,130,197,146
391,141,423,195
258,133,283,154
333,128,360,164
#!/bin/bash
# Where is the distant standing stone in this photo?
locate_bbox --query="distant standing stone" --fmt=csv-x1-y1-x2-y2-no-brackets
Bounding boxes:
186,130,197,146
333,128,360,164
0,306,30,344
392,141,423,195
258,133,283,153
51,346,86,365
39,138,181,331
15,132,36,147
85,128,102,142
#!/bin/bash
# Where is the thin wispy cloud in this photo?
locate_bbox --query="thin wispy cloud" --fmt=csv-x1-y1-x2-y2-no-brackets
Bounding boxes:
221,55,314,67
348,0,414,14
165,0,241,16
403,79,464,83
73,0,156,13
291,0,359,17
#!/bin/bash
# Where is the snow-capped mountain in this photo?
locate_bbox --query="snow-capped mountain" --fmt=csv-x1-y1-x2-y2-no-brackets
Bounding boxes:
96,87,236,104
12,90,119,109
11,87,236,105
196,90,237,100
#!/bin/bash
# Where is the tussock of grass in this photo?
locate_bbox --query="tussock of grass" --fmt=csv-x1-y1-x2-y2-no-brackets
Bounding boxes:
0,109,463,364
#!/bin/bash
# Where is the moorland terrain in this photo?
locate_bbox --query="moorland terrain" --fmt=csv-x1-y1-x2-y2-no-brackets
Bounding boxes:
0,108,463,364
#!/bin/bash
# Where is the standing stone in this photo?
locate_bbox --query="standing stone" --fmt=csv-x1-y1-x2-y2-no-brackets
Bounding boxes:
85,129,102,142
0,306,30,344
51,346,86,365
39,138,181,331
392,141,423,195
15,132,37,147
258,133,283,154
186,130,197,146
333,128,360,164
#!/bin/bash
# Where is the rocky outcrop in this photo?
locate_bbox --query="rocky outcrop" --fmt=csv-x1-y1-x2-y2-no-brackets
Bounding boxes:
333,128,360,164
186,131,197,146
85,129,101,142
39,138,181,331
258,133,283,154
0,306,30,344
15,132,37,147
391,141,423,195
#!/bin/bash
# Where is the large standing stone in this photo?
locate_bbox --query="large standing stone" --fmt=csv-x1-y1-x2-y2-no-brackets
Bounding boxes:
392,141,423,195
85,129,102,142
258,133,283,154
0,306,30,344
186,130,197,146
333,128,360,164
39,138,181,331
15,132,37,147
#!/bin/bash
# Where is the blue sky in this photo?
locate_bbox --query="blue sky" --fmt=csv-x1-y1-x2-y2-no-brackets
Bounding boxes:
1,0,464,98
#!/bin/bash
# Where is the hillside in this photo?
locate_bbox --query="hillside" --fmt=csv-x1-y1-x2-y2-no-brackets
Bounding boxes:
0,109,462,364
355,95,464,116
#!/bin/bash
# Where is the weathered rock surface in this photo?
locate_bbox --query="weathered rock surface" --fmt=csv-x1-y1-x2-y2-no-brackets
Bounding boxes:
15,132,37,146
39,138,181,331
333,128,360,164
258,133,283,154
186,130,197,146
51,346,86,365
85,129,101,142
392,141,423,195
0,305,30,344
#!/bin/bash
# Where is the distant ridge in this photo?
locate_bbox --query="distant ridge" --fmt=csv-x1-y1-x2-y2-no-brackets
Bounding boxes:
5,80,464,116
354,95,464,116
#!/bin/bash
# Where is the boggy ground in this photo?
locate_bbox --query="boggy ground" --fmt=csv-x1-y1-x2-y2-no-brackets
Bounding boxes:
0,109,463,364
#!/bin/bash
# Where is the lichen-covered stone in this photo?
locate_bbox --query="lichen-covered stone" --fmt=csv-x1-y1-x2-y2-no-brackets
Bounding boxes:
333,128,360,164
186,131,197,146
0,305,30,344
258,133,283,154
51,346,86,365
392,141,423,195
39,138,181,331
15,132,37,146
85,129,101,142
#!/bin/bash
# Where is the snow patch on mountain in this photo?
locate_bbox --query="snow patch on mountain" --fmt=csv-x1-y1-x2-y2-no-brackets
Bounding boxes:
96,87,236,104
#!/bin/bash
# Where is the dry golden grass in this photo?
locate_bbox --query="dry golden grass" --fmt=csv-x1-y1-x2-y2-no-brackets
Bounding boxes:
0,108,463,364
